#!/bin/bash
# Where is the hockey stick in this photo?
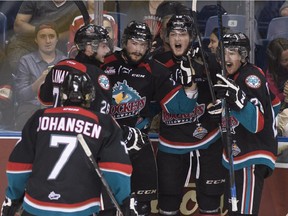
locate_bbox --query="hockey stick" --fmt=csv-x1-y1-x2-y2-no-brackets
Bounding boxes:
191,1,216,103
77,134,124,216
216,1,238,212
74,0,90,26
115,0,121,47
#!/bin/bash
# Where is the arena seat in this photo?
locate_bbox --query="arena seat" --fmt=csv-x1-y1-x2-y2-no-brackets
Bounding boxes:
204,14,251,37
266,16,288,40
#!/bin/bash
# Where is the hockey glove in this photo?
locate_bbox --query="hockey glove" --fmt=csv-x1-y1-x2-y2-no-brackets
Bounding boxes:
179,57,193,87
207,99,223,122
214,74,248,111
122,126,150,156
180,51,206,85
1,197,22,216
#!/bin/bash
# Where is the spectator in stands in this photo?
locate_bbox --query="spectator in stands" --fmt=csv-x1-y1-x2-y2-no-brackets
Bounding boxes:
280,0,288,16
6,0,80,74
266,38,288,105
208,27,229,54
14,22,66,130
124,0,164,24
266,37,288,136
142,0,165,39
205,27,230,89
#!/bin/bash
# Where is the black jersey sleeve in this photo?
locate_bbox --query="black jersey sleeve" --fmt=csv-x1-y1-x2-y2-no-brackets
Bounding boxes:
38,70,54,106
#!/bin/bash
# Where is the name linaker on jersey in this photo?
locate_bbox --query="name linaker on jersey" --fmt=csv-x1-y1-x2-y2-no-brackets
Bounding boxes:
37,116,102,139
52,69,70,84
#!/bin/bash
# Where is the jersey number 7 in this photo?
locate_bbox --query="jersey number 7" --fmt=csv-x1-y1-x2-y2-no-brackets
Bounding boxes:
47,135,78,180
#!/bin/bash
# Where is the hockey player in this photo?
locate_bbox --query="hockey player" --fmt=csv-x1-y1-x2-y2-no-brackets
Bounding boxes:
101,21,199,215
213,32,278,215
73,24,114,67
39,24,112,114
1,64,132,216
153,14,225,216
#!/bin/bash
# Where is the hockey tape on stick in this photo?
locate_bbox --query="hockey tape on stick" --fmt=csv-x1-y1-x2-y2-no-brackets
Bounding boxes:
191,9,216,103
216,1,237,212
77,134,124,216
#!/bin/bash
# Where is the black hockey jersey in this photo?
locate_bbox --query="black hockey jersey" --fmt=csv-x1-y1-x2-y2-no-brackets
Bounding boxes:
223,63,278,171
154,51,221,154
101,51,197,129
5,106,132,216
39,59,112,114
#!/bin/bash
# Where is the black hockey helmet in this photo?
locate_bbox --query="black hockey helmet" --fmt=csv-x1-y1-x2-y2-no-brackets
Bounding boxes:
222,32,250,60
59,60,95,108
121,21,153,48
223,32,250,51
74,24,112,52
166,15,196,39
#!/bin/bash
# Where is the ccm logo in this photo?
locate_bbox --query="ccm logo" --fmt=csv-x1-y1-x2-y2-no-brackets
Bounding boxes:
132,74,145,78
206,179,226,185
136,190,157,195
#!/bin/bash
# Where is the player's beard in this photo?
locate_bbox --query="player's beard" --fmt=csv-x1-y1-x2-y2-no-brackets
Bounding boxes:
122,49,146,66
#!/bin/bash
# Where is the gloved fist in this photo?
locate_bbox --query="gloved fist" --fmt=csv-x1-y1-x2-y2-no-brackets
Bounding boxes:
207,99,223,122
1,197,22,216
214,74,248,111
176,52,205,87
122,126,150,156
179,57,193,87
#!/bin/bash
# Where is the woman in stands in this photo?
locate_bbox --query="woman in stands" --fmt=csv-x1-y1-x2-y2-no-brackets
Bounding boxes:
266,38,288,106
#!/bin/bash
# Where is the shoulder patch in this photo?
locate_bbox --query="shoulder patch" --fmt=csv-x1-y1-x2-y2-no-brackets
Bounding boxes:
98,74,110,90
245,75,261,89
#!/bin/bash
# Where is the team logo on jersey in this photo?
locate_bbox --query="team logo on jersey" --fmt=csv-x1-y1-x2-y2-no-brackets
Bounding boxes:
98,74,110,90
104,66,116,75
162,103,205,125
245,75,261,89
193,123,208,139
48,191,61,200
221,116,239,134
111,80,146,119
119,65,132,74
232,140,241,156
